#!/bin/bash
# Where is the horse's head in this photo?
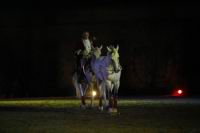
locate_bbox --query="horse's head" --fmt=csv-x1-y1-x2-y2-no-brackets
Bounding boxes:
93,45,102,59
107,45,122,72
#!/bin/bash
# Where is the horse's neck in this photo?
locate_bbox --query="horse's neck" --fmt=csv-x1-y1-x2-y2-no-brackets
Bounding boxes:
99,55,111,67
91,54,112,67
91,55,97,63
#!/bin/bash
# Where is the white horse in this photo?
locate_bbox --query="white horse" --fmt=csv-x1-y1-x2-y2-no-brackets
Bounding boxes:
91,45,122,112
72,47,102,109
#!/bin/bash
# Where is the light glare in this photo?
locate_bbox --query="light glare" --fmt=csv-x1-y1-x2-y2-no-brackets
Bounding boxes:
178,89,182,94
92,91,97,97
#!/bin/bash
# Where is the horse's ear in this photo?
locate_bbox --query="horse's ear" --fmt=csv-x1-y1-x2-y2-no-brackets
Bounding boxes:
107,46,111,52
116,45,119,51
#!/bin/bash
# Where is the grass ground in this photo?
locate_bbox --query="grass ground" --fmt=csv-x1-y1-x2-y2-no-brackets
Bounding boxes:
0,97,200,133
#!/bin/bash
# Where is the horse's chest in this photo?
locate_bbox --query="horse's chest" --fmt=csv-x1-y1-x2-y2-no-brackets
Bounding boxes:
108,73,115,81
108,71,121,82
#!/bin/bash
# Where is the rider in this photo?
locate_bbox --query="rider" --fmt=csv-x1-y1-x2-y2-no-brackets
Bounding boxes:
74,31,96,82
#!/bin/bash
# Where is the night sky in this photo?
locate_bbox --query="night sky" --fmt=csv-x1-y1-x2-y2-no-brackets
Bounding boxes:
0,1,200,97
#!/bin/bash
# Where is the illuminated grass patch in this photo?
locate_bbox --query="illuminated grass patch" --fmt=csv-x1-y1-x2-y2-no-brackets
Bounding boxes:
0,98,200,133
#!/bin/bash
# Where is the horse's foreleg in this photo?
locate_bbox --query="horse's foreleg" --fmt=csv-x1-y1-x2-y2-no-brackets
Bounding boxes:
79,84,86,106
106,81,114,112
98,96,103,111
97,81,104,111
90,83,94,107
113,94,117,109
103,88,107,107
99,97,102,107
81,96,86,105
98,87,106,110
113,83,119,112
101,82,108,107
108,90,114,108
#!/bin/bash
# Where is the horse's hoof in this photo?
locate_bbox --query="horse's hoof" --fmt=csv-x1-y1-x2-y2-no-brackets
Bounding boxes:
108,108,113,113
113,108,118,113
104,105,109,110
87,105,93,109
108,108,118,114
99,106,103,111
80,104,86,110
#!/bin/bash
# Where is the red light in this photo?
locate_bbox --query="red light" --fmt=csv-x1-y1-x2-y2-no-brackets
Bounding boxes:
178,89,182,94
172,88,184,96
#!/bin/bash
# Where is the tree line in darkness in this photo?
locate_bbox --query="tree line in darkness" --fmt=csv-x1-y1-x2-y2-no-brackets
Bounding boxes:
0,4,197,97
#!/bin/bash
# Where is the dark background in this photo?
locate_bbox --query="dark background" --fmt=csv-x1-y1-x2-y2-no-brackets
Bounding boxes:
0,1,199,97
